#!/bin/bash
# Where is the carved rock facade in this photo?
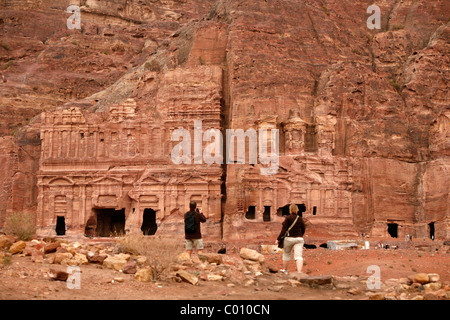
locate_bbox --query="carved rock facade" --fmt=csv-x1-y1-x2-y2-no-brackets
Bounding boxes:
0,0,448,242
37,67,224,239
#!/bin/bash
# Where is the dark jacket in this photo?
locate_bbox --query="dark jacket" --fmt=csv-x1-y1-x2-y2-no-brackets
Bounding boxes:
184,210,207,240
277,214,306,242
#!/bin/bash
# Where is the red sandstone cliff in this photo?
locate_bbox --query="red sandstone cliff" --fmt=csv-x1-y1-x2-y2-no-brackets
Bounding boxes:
0,0,448,241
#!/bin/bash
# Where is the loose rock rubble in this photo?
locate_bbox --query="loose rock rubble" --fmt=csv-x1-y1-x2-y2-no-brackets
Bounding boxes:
1,235,449,300
365,272,450,300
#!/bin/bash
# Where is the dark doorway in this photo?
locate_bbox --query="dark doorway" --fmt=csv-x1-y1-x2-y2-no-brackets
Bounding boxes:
263,206,271,222
296,204,306,217
55,216,65,235
277,205,290,216
277,204,306,217
141,208,157,235
312,206,317,216
95,208,125,237
387,223,398,238
245,206,256,220
429,222,435,240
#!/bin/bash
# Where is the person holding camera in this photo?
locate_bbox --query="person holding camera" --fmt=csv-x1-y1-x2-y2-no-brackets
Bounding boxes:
184,201,207,258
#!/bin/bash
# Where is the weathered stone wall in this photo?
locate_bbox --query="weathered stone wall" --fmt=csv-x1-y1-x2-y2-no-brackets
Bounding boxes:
0,0,448,241
219,0,449,240
35,65,224,238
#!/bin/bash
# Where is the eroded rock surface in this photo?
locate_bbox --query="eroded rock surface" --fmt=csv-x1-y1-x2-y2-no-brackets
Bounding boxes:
0,0,448,241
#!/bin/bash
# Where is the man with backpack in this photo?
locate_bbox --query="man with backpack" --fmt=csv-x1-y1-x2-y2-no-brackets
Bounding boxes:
184,201,207,258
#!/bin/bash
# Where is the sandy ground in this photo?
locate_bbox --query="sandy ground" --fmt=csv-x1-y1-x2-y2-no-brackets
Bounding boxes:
0,238,448,301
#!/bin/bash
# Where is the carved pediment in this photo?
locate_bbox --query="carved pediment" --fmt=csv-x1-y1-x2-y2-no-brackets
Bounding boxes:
134,168,167,187
182,175,209,184
91,177,122,185
140,175,162,184
48,177,74,185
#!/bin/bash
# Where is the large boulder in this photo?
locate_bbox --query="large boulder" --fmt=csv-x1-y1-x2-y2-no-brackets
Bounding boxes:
54,252,73,264
299,275,334,289
9,241,26,254
48,268,69,281
103,254,130,271
239,248,265,264
176,270,199,285
428,273,440,283
121,260,137,274
86,252,108,264
175,252,191,264
44,241,61,254
24,240,45,256
135,268,152,282
409,273,430,284
66,253,88,266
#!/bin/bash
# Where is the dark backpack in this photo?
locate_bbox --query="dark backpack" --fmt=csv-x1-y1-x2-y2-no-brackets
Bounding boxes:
185,211,197,234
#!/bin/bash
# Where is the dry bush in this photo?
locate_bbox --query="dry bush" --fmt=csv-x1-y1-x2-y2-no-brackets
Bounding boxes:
118,232,183,280
4,212,36,241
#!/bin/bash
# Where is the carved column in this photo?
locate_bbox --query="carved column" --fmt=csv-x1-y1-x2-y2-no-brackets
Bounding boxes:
93,131,98,159
66,194,73,232
157,194,165,220
48,194,55,228
49,131,55,159
40,130,46,159
79,183,86,229
57,130,62,158
36,182,44,229
170,190,178,216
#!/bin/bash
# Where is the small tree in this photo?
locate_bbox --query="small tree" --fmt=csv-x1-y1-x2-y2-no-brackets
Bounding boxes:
4,212,36,241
